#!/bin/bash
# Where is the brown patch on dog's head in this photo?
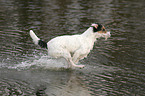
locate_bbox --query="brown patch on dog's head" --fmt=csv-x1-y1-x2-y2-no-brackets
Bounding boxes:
91,23,107,33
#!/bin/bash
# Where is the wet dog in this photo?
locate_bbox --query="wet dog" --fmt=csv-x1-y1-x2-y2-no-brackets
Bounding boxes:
30,23,111,68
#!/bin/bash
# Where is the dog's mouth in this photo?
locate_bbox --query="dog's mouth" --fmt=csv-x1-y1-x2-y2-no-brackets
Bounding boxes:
104,31,111,40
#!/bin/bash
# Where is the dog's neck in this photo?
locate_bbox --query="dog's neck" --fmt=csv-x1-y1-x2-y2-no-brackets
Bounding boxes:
81,27,98,50
82,27,97,40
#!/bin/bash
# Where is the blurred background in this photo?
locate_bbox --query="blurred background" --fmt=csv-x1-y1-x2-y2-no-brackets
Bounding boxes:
0,0,145,95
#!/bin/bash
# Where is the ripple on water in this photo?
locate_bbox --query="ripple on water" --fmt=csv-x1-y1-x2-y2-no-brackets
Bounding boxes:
0,78,35,95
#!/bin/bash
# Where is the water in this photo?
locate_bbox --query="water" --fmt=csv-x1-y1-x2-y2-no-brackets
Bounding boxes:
0,0,145,95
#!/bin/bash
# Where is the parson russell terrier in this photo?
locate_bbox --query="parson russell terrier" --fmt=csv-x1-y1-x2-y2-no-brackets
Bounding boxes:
30,23,111,68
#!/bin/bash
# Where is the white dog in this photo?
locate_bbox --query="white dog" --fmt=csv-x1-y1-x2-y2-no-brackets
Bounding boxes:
30,23,111,68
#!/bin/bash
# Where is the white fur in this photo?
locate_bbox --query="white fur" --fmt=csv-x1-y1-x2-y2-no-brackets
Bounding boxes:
30,26,110,68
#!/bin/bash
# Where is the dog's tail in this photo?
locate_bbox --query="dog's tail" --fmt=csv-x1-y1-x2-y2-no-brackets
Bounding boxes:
30,30,47,49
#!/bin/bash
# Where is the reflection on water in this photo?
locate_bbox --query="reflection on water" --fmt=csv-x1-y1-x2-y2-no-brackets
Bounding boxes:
0,0,145,95
0,69,92,96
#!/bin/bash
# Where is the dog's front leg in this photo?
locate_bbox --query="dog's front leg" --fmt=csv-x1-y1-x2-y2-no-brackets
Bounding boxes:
63,53,85,68
73,54,87,64
72,48,87,67
68,59,85,68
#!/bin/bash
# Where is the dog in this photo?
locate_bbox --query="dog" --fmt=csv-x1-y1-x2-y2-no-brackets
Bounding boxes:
30,23,111,68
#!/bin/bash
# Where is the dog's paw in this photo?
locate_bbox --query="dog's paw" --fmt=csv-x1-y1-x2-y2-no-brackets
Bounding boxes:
78,65,85,68
71,64,85,68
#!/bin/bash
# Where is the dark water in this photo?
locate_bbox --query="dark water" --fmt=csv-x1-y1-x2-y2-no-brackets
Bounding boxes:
0,0,145,95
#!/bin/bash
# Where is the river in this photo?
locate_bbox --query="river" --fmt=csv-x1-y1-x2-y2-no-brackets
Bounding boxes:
0,0,145,95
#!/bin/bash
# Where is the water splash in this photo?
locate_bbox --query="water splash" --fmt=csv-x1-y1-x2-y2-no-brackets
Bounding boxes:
6,55,69,71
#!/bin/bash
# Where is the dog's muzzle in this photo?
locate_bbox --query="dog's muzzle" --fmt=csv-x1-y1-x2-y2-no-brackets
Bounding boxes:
104,31,111,40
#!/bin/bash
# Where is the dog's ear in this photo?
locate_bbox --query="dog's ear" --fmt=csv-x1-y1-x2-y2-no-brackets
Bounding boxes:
92,23,103,32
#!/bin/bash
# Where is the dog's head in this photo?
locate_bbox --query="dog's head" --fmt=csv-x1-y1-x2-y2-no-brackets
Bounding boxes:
91,23,111,40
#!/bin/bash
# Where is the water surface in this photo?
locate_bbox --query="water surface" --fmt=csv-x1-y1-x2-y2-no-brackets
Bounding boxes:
0,0,145,95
